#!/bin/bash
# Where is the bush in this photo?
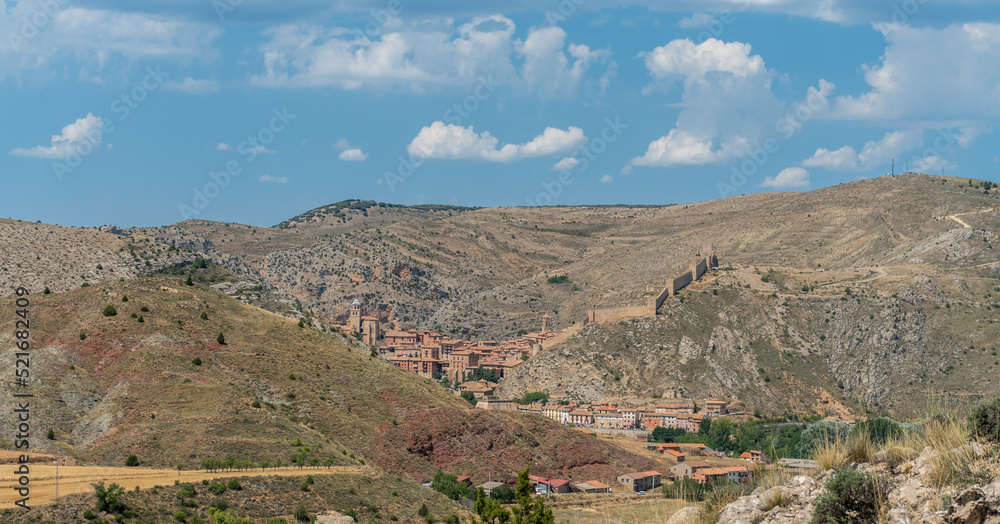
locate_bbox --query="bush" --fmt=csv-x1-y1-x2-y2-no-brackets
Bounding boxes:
93,482,127,514
226,479,242,490
121,294,128,302
83,509,96,519
208,482,226,495
125,454,139,467
969,394,1000,444
173,509,189,522
103,305,118,317
418,504,429,517
811,468,891,524
850,417,902,446
217,332,226,345
293,502,309,522
176,483,197,498
210,498,229,511
798,420,851,457
192,357,202,366
201,311,209,320
47,429,55,440
546,275,570,284
141,306,149,312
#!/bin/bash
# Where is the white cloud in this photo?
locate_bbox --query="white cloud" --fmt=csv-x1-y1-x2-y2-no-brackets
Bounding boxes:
251,16,609,96
9,113,104,159
678,13,718,29
631,38,784,168
259,174,288,183
552,157,580,170
164,77,219,94
0,4,222,79
802,130,921,172
760,167,810,189
333,138,352,151
216,142,230,151
408,122,586,162
909,155,956,173
516,26,612,98
829,23,1000,121
338,148,368,161
247,146,277,155
599,174,614,183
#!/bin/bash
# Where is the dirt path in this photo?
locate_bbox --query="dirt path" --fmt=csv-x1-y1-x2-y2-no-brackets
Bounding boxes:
0,464,372,508
946,215,972,229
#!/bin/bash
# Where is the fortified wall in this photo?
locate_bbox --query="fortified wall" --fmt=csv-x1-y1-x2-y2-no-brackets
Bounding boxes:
585,243,717,325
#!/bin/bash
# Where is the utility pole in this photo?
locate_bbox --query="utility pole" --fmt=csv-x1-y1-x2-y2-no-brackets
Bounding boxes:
54,457,60,503
891,157,894,176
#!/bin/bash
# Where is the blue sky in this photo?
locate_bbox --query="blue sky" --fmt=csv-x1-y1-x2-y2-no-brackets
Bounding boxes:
2,0,999,227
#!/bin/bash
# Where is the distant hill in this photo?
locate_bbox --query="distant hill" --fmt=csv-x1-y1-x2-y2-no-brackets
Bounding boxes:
0,272,660,484
2,173,999,418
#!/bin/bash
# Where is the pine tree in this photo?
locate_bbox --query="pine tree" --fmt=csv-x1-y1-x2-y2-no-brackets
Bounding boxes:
185,275,194,286
217,332,226,345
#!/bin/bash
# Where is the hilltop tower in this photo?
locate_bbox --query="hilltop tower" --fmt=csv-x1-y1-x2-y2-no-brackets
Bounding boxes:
349,298,362,334
541,313,551,333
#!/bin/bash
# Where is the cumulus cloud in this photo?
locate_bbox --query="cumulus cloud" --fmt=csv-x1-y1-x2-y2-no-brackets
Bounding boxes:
408,122,586,162
552,157,580,170
9,113,104,159
216,142,230,151
164,77,220,94
760,167,810,189
259,174,288,183
909,155,957,173
599,174,614,183
333,138,352,151
251,16,609,96
829,23,1000,121
338,148,368,161
802,130,921,172
630,38,785,168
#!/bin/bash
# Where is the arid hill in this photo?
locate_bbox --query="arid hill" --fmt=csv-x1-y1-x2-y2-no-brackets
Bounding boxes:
0,272,662,484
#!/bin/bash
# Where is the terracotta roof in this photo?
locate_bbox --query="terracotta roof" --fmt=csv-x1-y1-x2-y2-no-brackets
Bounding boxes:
699,468,729,476
686,461,711,469
664,450,685,458
585,480,610,489
724,467,749,472
640,471,662,477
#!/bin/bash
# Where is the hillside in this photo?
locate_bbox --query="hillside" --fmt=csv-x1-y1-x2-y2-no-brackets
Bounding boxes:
0,273,661,484
2,173,999,419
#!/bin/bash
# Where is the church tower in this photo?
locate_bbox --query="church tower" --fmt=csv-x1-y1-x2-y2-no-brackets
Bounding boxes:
349,298,362,334
541,313,551,333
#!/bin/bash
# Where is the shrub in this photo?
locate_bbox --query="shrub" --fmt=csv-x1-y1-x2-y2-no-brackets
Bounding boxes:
47,429,55,440
173,509,189,522
192,357,202,366
850,417,902,446
103,305,118,316
418,504,429,517
217,332,226,345
138,315,144,323
210,498,229,511
546,275,570,284
176,483,197,498
969,394,1000,444
131,313,138,318
251,400,261,408
201,311,209,320
121,294,128,302
93,482,127,514
226,479,242,490
208,482,226,495
125,455,139,467
811,468,890,524
293,502,309,522
185,275,194,286
141,306,149,312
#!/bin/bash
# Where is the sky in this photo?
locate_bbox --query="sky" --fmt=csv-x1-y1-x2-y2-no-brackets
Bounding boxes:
1,0,999,227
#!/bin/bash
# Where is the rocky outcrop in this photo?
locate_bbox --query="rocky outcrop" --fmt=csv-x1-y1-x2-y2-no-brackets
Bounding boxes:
715,446,1000,524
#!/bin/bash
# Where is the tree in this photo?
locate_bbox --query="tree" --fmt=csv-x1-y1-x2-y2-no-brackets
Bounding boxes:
699,417,712,435
510,467,555,524
102,305,118,317
92,481,126,514
201,311,209,320
461,391,478,406
185,275,194,286
46,429,55,440
418,504,430,518
797,420,851,457
217,332,226,345
708,418,736,452
519,392,550,405
43,287,51,294
491,484,515,502
121,294,128,302
192,357,202,366
969,394,1000,444
650,426,687,443
125,455,139,467
850,417,902,446
431,469,473,500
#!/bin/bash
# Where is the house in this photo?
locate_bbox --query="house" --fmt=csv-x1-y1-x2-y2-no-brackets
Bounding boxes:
693,467,730,486
567,409,594,426
668,460,710,481
704,399,728,417
573,480,611,493
663,449,686,462
595,411,625,429
724,466,752,483
616,471,661,492
739,450,765,463
529,475,570,495
458,380,497,399
455,475,472,486
478,481,505,497
647,442,682,453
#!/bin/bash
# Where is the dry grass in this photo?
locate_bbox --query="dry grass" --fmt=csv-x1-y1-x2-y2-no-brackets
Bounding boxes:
845,430,876,465
761,488,792,511
813,439,847,471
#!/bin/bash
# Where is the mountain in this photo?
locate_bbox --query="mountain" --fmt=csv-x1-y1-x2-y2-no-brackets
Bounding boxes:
0,271,660,484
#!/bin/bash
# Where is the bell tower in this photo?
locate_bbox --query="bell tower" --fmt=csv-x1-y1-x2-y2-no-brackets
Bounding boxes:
349,298,362,334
